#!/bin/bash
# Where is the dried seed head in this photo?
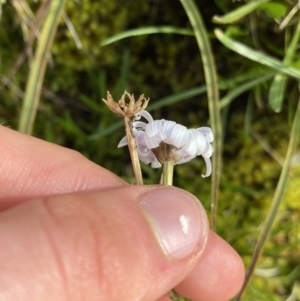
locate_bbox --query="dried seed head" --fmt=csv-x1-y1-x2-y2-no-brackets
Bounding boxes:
103,91,149,118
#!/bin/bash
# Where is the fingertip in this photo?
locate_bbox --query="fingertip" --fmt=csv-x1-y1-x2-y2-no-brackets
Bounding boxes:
140,186,209,260
175,231,245,301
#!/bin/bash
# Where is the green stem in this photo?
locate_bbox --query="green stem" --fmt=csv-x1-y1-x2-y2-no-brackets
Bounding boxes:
179,0,222,231
162,161,175,186
18,0,66,134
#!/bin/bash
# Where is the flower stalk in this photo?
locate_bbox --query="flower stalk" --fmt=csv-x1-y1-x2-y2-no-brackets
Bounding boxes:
162,160,175,186
103,91,149,185
123,116,143,185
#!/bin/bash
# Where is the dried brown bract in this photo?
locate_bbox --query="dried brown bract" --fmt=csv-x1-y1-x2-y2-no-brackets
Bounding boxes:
102,91,149,118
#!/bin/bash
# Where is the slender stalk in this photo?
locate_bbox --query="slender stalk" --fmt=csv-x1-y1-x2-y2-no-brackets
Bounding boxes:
124,117,143,185
179,0,222,231
18,0,66,134
162,161,175,186
268,19,300,112
235,98,300,300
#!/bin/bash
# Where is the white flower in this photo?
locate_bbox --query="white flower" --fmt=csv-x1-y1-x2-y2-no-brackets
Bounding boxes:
118,110,214,178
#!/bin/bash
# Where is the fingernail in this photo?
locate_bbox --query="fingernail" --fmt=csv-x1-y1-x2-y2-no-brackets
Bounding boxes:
140,187,209,260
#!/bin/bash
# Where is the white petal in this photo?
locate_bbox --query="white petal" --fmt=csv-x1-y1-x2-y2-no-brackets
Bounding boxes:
201,156,212,178
151,160,162,168
164,122,188,148
192,130,208,155
136,110,154,123
203,144,214,157
175,130,198,157
197,127,214,142
175,154,196,165
133,121,147,130
144,120,166,148
118,136,128,148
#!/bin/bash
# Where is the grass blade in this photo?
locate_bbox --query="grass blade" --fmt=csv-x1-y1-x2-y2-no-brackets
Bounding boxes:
179,0,222,231
215,29,300,79
18,0,66,134
268,20,300,112
235,98,300,300
213,0,270,24
113,48,130,97
100,26,194,46
219,72,275,109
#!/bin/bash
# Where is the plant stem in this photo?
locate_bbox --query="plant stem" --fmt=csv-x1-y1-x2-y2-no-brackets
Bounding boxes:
18,0,66,134
123,117,143,185
162,160,174,185
179,0,222,231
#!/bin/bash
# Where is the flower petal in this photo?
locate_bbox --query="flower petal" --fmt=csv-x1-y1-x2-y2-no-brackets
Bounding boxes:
136,110,154,123
197,127,214,142
118,136,128,148
144,120,166,148
164,122,188,148
201,156,212,178
133,121,147,130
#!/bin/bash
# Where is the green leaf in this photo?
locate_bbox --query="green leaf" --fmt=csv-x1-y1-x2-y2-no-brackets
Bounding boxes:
18,0,67,134
212,0,270,24
259,2,287,18
100,26,194,46
214,28,300,79
225,25,248,38
268,20,300,112
219,72,275,109
293,57,300,69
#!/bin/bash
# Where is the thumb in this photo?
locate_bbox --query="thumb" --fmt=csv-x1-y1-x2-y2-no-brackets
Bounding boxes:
0,185,209,301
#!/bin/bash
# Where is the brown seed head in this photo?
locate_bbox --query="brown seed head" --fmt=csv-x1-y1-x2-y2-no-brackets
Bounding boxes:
103,91,149,117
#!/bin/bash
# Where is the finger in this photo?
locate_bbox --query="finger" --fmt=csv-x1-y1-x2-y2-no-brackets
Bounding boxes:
0,185,210,301
174,231,245,301
156,296,171,301
0,126,125,210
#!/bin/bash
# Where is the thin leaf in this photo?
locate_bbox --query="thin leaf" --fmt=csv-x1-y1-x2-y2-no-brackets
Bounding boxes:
269,20,300,112
113,49,130,97
215,28,300,79
18,0,66,134
179,0,222,231
244,97,254,138
235,98,300,300
10,0,52,76
259,2,287,19
79,95,103,113
219,72,275,109
212,0,270,24
100,26,194,46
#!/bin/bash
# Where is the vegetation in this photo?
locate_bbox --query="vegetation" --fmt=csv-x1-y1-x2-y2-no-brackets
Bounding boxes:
1,0,300,300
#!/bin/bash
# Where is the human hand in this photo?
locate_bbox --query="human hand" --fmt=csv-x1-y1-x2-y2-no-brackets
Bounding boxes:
0,126,244,301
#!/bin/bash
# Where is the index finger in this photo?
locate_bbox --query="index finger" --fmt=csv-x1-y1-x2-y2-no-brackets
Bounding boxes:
0,126,125,210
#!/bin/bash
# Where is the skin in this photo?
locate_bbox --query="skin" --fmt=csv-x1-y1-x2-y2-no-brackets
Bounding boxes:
0,125,245,301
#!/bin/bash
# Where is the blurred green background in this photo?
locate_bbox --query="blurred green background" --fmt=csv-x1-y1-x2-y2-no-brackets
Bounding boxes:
1,0,300,300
